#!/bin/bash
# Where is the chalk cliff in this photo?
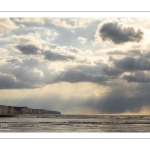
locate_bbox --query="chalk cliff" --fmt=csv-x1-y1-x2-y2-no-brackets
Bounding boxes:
0,105,61,115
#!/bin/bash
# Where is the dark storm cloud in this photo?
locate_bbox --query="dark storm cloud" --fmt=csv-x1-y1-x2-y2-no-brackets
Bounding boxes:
0,60,45,88
75,62,123,77
123,72,150,83
10,67,42,84
99,21,144,44
16,44,39,55
54,69,108,84
101,65,123,77
43,50,75,61
51,62,123,84
0,57,122,89
0,74,36,89
114,56,150,70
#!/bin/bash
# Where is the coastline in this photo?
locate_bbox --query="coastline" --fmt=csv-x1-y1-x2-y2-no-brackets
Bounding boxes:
0,105,61,115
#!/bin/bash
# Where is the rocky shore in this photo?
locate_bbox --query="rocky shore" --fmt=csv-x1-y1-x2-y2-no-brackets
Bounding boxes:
0,105,61,115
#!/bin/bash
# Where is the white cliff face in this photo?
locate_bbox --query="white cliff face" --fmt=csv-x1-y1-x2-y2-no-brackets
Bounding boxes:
8,107,17,114
0,105,17,115
0,105,61,115
0,105,8,114
0,105,45,115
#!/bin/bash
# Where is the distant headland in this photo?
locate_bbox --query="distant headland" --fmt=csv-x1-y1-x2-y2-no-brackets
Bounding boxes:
0,105,61,116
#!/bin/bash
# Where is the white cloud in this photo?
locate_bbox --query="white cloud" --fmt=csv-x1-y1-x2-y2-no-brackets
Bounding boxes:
0,48,10,64
77,37,87,44
0,18,17,35
34,68,44,77
49,18,94,29
31,27,59,42
12,18,46,24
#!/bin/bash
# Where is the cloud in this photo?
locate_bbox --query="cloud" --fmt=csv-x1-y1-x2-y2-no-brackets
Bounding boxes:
31,27,59,42
54,69,108,84
51,61,123,85
114,56,150,71
107,50,143,56
4,66,43,85
96,21,144,44
74,62,123,77
123,72,150,83
0,73,36,89
43,50,75,61
0,57,47,89
48,18,93,29
101,64,123,77
12,18,46,24
0,55,111,88
68,46,81,54
0,18,17,35
77,37,87,44
7,57,42,69
3,33,48,50
22,57,40,68
7,58,20,64
15,44,39,55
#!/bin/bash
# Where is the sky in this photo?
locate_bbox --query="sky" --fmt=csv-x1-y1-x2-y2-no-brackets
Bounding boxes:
1,17,150,114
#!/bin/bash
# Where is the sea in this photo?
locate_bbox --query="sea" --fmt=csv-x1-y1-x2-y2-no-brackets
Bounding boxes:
0,114,150,132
